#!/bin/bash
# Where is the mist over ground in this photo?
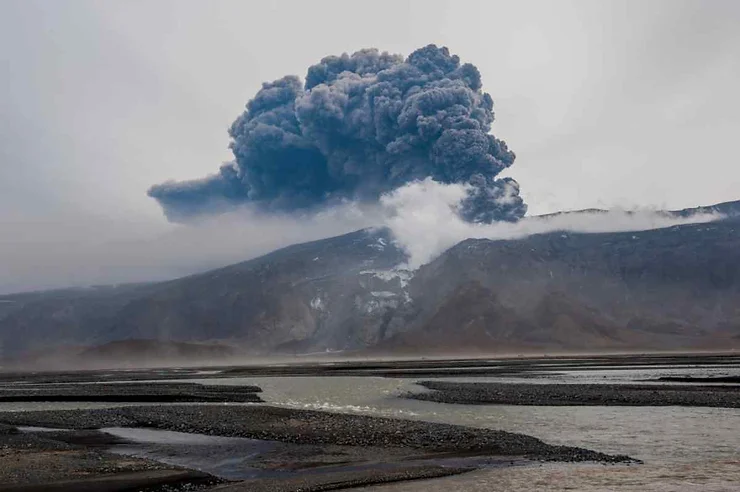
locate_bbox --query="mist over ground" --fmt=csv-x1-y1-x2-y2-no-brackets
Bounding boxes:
0,180,724,295
0,205,376,295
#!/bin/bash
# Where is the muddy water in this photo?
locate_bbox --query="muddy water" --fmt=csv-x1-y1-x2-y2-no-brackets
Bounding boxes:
104,427,277,480
2,364,738,490
99,426,514,481
358,460,740,492
193,373,740,491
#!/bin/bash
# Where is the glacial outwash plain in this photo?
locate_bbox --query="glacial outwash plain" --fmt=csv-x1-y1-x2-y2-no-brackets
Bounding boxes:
0,354,737,491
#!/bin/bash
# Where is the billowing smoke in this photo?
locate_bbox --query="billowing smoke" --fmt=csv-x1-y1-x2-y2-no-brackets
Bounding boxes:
148,45,526,223
380,179,725,269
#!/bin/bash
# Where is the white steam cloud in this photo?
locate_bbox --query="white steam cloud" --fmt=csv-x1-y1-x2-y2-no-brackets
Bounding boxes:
379,179,724,269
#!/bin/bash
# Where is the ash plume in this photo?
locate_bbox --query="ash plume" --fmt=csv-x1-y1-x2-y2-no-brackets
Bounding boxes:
148,45,526,223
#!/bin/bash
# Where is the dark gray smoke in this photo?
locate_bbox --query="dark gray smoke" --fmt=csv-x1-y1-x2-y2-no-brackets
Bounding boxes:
148,45,526,223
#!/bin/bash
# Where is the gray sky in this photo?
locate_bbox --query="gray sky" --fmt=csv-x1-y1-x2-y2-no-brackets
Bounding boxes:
1,0,739,293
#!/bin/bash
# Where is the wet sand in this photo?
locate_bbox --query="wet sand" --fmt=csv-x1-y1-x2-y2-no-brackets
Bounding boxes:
0,427,218,491
212,466,474,492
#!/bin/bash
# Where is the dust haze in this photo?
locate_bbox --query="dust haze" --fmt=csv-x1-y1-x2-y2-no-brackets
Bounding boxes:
0,204,377,295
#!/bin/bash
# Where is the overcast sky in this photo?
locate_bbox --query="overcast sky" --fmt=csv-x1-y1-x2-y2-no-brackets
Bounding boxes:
1,0,739,293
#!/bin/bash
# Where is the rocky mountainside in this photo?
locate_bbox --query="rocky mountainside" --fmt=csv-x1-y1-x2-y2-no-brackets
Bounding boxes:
2,202,740,361
389,215,740,352
0,228,409,359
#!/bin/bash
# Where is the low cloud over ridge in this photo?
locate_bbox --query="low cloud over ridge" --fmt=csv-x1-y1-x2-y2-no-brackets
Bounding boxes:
380,179,725,269
0,182,725,295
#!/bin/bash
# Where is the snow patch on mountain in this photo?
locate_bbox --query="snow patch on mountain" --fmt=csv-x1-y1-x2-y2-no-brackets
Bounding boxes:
359,268,414,289
310,296,325,311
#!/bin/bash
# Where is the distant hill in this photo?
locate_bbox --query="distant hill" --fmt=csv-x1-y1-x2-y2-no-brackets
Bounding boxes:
77,339,240,368
1,201,739,365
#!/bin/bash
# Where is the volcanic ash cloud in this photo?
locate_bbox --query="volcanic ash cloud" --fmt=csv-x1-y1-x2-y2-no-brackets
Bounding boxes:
148,44,526,224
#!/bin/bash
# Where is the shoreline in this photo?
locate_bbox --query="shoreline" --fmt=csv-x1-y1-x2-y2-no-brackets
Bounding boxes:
0,404,635,490
0,405,635,462
0,427,220,491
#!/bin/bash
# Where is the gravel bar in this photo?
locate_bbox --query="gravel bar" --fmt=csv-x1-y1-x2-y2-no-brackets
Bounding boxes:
0,405,634,463
0,382,263,403
652,376,740,384
409,381,740,407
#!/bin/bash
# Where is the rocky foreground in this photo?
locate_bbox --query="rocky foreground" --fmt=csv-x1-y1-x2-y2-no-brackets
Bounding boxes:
0,424,218,491
0,404,635,491
0,405,632,461
409,381,740,407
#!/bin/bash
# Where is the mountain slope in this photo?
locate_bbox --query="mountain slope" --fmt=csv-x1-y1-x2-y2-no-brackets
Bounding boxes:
1,202,739,360
396,216,740,351
0,228,410,358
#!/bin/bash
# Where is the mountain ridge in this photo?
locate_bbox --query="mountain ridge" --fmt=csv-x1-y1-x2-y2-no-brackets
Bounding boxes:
1,201,739,363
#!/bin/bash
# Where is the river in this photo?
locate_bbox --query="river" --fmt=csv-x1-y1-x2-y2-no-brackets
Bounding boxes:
1,361,738,490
